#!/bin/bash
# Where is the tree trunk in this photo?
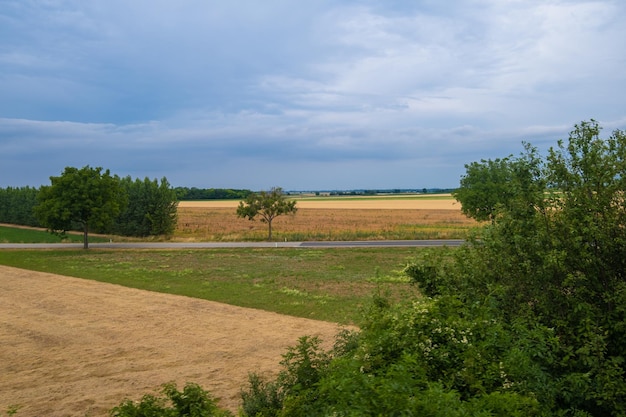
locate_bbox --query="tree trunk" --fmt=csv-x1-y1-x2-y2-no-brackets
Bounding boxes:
83,222,89,250
268,220,273,241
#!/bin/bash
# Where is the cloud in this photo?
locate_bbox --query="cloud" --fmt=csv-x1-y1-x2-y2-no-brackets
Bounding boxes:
1,0,625,190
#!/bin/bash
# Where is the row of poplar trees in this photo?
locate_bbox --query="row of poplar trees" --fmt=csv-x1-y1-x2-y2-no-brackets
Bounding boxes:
0,166,178,248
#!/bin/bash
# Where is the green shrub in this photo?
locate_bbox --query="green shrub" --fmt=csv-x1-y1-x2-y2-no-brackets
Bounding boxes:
110,382,232,417
240,336,331,417
240,373,283,417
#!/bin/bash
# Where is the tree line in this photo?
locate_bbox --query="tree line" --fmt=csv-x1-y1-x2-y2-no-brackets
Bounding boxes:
0,186,40,227
1,167,178,247
174,187,252,200
1,170,299,246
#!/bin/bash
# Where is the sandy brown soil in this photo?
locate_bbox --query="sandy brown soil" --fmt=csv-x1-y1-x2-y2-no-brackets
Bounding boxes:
0,265,346,416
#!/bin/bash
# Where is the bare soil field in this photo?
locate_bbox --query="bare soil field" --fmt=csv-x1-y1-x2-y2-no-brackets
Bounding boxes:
0,265,345,417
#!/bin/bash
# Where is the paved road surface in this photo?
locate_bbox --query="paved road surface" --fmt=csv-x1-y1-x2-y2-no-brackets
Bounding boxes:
0,239,464,249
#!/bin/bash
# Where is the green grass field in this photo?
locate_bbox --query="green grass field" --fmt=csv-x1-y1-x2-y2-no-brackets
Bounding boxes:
0,247,435,324
0,225,109,244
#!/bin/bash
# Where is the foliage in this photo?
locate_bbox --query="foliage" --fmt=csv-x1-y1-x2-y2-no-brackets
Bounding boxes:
3,168,177,240
452,143,546,223
175,187,252,200
236,187,297,240
452,157,516,221
34,166,126,249
0,186,41,227
240,373,284,417
414,120,626,415
240,297,542,416
110,382,233,417
115,176,178,237
240,336,332,417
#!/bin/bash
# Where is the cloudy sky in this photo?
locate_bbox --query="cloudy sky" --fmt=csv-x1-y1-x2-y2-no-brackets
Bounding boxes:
1,0,625,190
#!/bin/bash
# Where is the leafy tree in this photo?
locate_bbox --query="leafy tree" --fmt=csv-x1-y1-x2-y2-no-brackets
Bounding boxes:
236,187,297,240
452,157,515,221
452,158,512,221
34,166,126,249
452,148,545,222
116,176,178,237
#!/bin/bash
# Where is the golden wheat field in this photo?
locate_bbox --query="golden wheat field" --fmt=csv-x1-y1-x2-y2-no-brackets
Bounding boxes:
174,195,477,241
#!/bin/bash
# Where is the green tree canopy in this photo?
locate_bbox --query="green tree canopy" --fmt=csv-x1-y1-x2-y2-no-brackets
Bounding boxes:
35,166,126,249
116,176,178,237
0,186,40,226
452,157,516,221
236,187,297,241
452,145,545,223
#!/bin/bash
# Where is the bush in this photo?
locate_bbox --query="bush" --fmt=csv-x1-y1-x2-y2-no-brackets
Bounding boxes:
238,295,545,416
110,382,233,417
240,336,330,417
240,373,283,417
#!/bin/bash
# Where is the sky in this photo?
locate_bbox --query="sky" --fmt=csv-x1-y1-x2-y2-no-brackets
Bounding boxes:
1,0,626,191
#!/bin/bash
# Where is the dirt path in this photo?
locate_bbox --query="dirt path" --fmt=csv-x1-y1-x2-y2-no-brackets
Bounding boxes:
0,265,346,416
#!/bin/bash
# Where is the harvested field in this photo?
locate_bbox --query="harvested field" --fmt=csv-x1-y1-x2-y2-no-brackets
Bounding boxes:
179,194,459,210
175,205,476,241
0,265,345,416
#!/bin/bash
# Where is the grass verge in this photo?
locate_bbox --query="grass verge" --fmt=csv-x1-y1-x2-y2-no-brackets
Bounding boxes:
0,247,435,324
0,225,109,244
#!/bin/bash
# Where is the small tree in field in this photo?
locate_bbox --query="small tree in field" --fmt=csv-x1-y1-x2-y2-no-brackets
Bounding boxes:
35,166,125,249
236,187,297,241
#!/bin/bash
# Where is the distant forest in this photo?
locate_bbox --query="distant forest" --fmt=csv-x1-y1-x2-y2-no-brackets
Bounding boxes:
323,188,456,196
174,187,455,200
174,187,253,200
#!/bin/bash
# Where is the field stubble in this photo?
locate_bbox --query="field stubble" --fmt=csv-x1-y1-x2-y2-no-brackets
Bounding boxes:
175,199,476,241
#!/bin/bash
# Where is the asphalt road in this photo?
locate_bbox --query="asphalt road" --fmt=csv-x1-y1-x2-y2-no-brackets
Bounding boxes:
0,239,464,249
